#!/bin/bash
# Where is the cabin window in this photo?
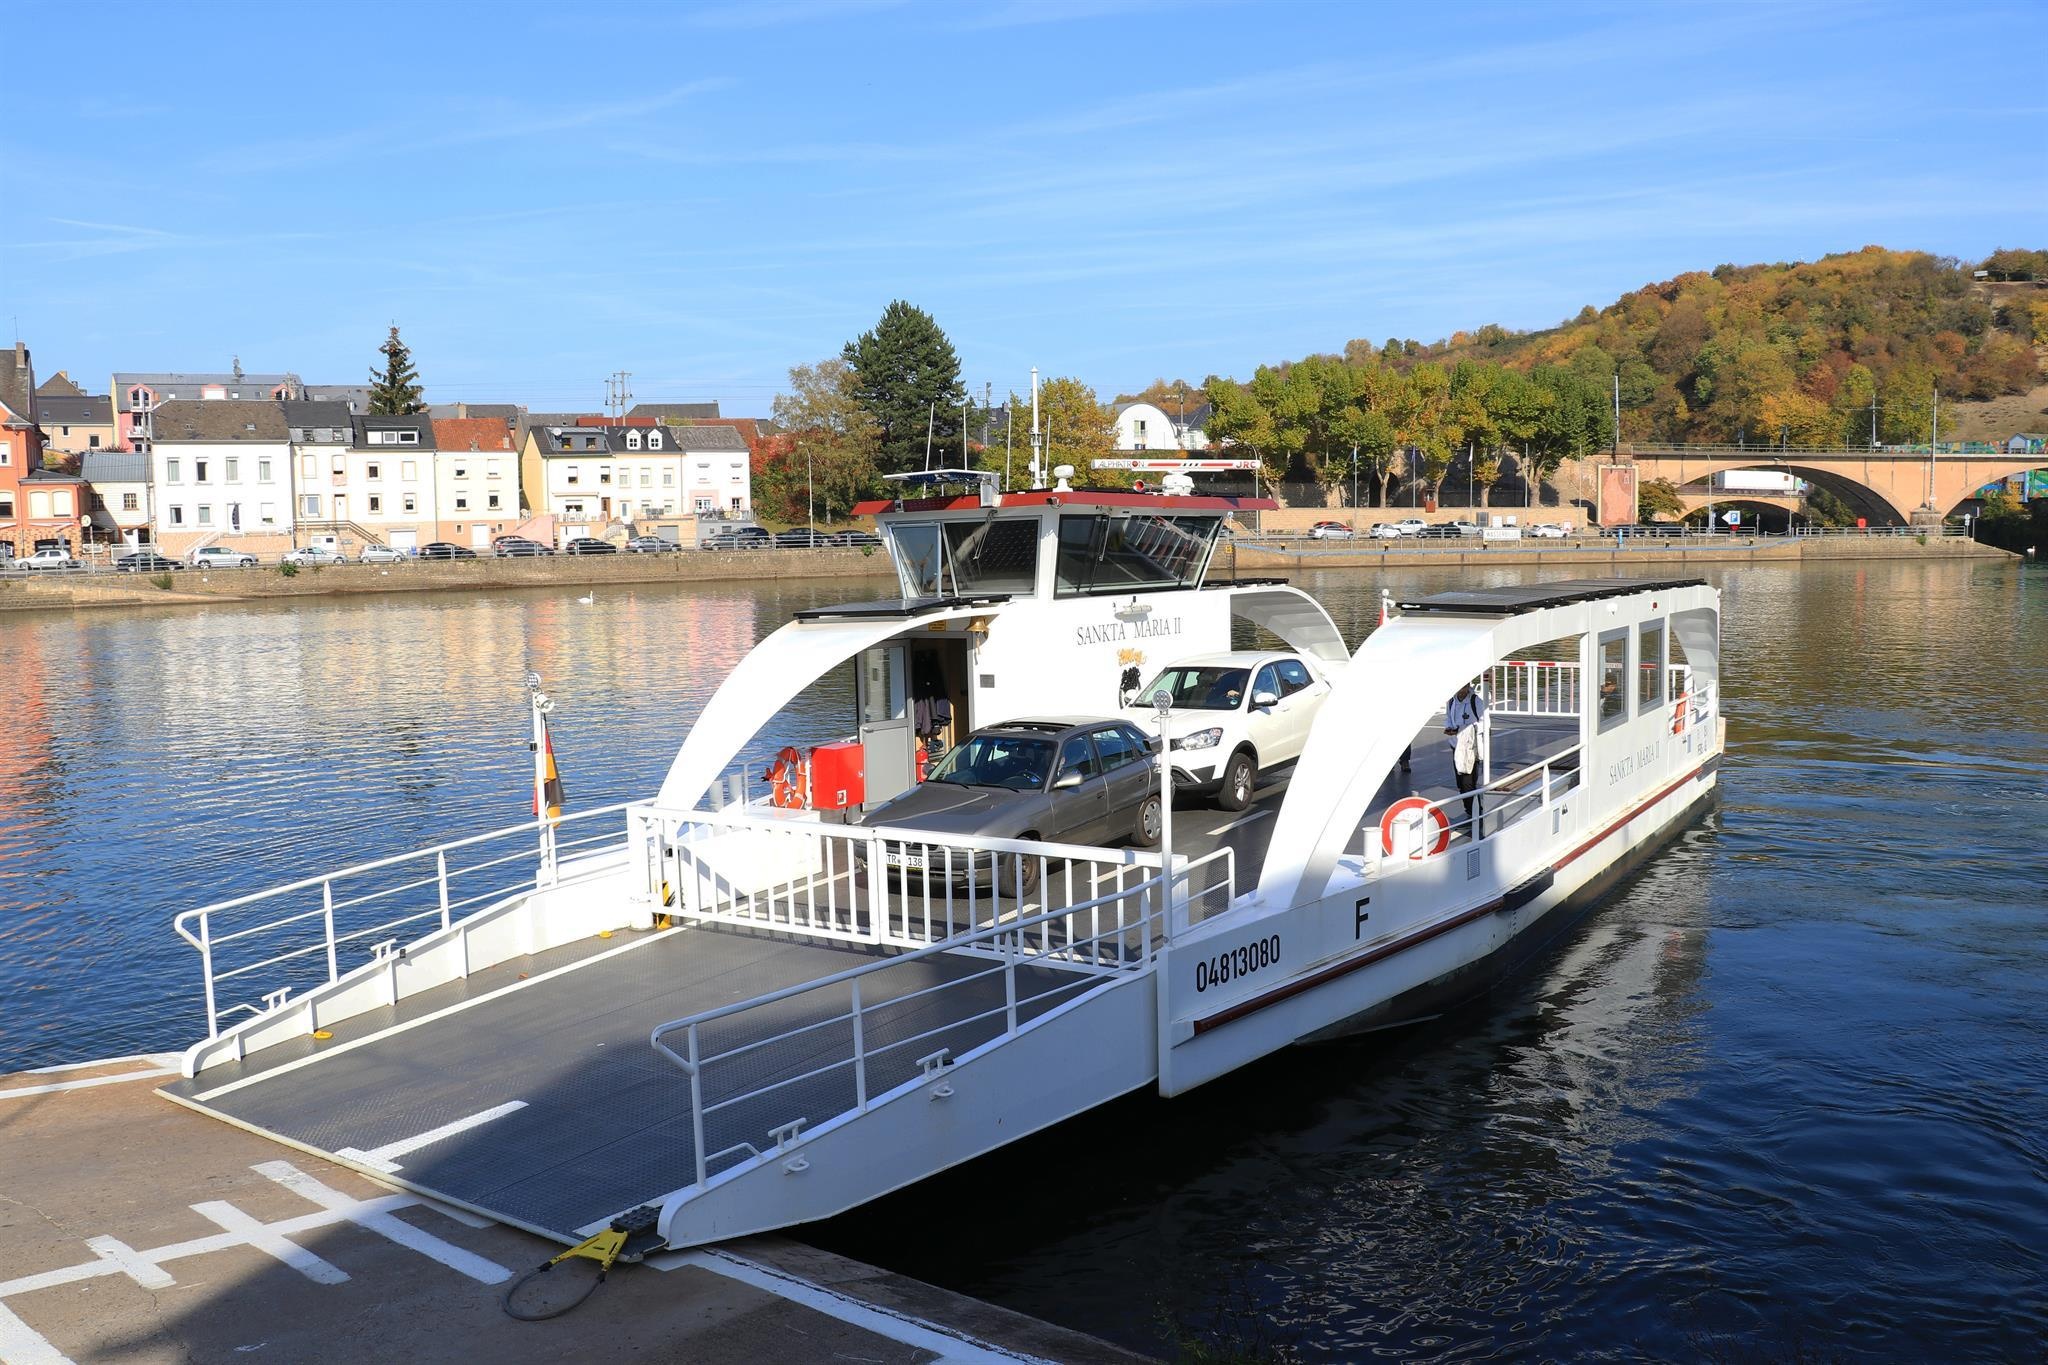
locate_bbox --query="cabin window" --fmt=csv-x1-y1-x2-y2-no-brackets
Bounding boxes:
1054,513,1216,597
1638,621,1666,708
1597,629,1629,731
941,517,1038,594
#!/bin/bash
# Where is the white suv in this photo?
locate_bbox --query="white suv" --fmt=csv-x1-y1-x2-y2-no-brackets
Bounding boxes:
1121,650,1334,810
192,546,258,568
12,548,80,571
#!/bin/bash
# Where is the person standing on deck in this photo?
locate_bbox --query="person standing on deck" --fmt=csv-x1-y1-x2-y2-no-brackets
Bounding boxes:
1444,681,1488,831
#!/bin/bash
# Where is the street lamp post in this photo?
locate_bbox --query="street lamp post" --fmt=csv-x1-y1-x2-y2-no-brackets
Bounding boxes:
1350,445,1360,526
806,442,815,531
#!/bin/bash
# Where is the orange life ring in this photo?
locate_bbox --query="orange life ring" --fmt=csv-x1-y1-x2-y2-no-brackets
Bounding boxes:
768,746,809,809
1671,699,1687,736
1380,796,1452,858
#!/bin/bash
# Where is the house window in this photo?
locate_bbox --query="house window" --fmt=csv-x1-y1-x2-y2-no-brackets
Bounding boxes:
89,435,101,449
29,491,51,518
455,496,468,510
0,494,12,516
225,457,239,481
53,490,73,514
169,505,184,525
626,430,642,450
695,497,713,514
259,503,276,524
258,459,271,482
300,454,315,478
647,430,663,450
122,493,138,511
565,466,580,485
599,468,612,484
166,458,180,482
663,470,674,486
59,425,70,436
366,463,381,480
402,493,416,513
331,455,345,475
197,505,213,526
729,496,742,512
398,430,417,445
453,465,467,479
640,469,651,486
195,459,209,481
488,493,501,509
368,495,383,513
301,495,320,516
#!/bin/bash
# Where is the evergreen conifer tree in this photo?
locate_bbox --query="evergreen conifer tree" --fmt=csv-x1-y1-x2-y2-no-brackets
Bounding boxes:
841,302,965,475
368,325,426,415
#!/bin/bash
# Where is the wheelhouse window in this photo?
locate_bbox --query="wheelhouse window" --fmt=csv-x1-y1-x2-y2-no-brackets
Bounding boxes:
887,517,1040,598
1054,513,1216,597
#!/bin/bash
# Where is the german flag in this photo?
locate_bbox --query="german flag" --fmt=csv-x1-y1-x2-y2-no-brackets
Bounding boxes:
535,715,565,822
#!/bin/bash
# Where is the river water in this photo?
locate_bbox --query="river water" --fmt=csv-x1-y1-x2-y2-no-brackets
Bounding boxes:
2,559,2043,1360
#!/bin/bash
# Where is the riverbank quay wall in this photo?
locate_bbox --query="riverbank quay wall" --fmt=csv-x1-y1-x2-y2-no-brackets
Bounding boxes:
0,548,900,613
0,535,2018,614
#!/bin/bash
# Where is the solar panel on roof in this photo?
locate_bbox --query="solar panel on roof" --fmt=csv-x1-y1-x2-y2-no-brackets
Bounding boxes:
1397,578,1706,615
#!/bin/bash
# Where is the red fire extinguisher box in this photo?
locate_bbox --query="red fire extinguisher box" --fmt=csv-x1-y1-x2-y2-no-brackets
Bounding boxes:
808,741,865,810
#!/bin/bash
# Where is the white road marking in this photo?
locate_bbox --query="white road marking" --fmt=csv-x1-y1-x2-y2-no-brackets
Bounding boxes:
652,1246,1056,1365
0,1299,69,1365
189,1201,350,1284
1206,809,1273,837
83,1237,174,1291
0,1068,177,1101
18,1053,180,1077
254,1161,509,1285
190,928,677,1102
333,1101,527,1173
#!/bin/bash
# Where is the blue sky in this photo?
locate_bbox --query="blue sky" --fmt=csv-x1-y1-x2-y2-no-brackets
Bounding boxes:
5,0,2043,414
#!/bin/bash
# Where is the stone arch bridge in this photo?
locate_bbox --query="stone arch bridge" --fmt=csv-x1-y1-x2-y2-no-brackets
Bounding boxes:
1625,444,2040,525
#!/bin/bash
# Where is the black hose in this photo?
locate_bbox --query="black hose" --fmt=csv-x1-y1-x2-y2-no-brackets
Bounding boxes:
502,1262,605,1321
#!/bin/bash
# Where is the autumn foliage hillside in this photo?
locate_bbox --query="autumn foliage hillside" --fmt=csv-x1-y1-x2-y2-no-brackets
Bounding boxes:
1366,246,2045,447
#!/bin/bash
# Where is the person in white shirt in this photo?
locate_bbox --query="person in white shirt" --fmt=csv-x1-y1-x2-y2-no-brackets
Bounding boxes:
1443,681,1488,830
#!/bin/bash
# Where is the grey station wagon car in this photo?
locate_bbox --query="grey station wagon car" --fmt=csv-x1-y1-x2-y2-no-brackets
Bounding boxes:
856,717,1161,891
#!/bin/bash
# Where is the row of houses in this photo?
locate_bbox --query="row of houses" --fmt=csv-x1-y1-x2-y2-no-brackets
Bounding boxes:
0,344,755,558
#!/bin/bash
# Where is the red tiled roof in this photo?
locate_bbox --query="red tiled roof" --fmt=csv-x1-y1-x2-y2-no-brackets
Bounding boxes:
431,417,514,452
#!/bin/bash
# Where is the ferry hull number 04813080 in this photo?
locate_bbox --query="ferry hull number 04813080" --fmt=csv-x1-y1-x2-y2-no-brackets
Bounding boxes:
1194,935,1282,993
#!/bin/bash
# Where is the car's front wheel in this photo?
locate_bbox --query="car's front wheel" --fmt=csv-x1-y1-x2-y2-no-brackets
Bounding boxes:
1000,845,1041,898
1216,750,1256,811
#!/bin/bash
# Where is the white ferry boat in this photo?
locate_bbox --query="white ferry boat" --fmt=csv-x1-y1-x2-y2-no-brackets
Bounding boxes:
161,471,1724,1253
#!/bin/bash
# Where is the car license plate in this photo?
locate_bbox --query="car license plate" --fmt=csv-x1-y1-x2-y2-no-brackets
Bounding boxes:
891,851,926,870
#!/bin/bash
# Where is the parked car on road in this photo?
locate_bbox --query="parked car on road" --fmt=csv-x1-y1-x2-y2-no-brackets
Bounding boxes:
418,542,478,560
623,535,679,553
359,543,410,563
563,537,617,555
1415,524,1463,539
192,546,258,568
702,527,772,551
773,527,832,549
13,548,80,571
1308,521,1357,540
854,717,1162,891
1122,650,1333,810
492,536,552,557
1368,522,1404,539
115,550,180,573
829,530,883,547
1442,519,1482,538
1527,522,1571,539
282,545,346,567
1392,518,1427,537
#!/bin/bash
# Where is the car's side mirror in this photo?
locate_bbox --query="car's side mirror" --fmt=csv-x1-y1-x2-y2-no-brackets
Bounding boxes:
1052,770,1083,790
1253,691,1280,708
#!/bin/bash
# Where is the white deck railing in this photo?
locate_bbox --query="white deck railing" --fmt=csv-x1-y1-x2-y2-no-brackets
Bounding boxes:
648,856,1228,1191
1488,659,1582,716
171,802,635,1039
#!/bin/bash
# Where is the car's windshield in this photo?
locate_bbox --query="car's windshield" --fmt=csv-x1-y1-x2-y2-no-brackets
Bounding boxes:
930,735,1055,790
1137,665,1251,711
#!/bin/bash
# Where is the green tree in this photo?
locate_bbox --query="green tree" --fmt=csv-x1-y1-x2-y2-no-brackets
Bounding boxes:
842,302,965,475
1008,376,1116,478
1638,477,1685,521
770,357,882,521
368,325,425,415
